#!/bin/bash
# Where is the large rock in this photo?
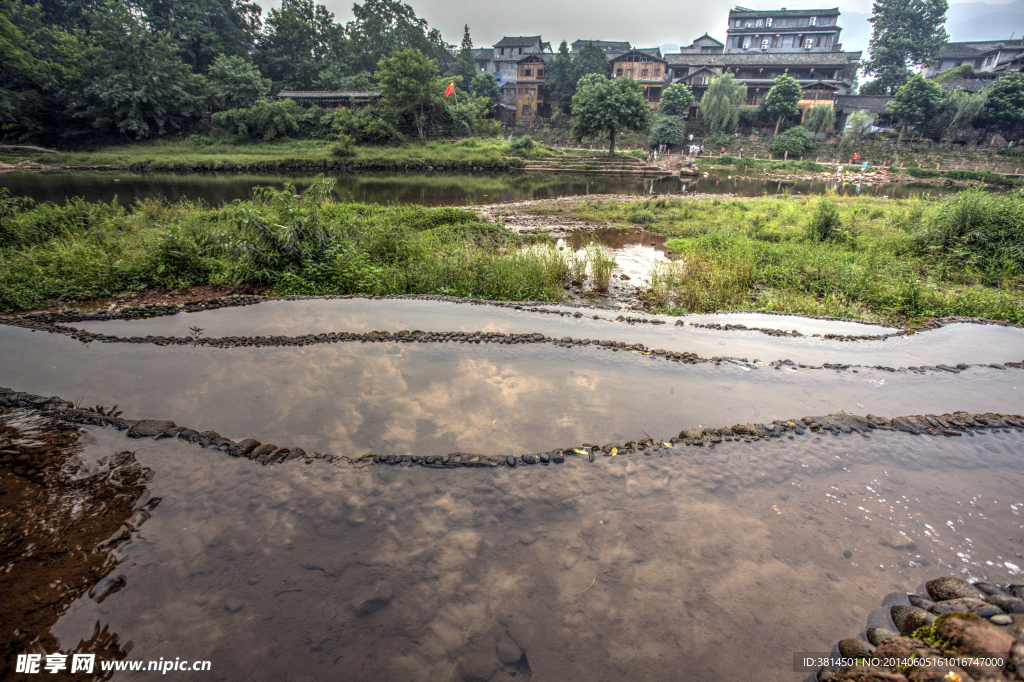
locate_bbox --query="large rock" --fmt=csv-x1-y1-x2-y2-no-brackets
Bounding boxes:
890,606,936,636
866,628,899,646
229,439,260,458
126,419,176,438
985,594,1024,613
932,612,1014,677
928,597,988,614
838,638,875,659
495,639,522,665
926,577,986,601
352,580,393,616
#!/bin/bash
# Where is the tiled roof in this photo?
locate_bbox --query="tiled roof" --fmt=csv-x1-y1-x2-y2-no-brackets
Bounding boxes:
494,36,542,48
940,79,993,92
937,40,1024,59
665,51,860,66
729,7,839,18
691,34,724,46
833,95,893,114
472,48,493,60
572,40,632,52
609,47,666,62
517,53,554,64
277,90,382,98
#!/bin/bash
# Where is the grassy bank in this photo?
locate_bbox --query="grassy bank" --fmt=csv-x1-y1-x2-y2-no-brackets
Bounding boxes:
557,191,1024,325
0,137,643,174
0,178,607,311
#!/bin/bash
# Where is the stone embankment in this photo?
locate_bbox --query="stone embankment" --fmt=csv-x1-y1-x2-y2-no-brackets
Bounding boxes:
821,577,1024,682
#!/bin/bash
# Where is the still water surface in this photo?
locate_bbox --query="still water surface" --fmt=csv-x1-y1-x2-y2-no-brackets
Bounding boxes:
42,421,1024,681
0,170,959,206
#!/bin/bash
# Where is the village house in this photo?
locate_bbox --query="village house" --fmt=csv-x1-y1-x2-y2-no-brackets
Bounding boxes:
675,34,725,55
492,36,552,106
609,48,668,110
725,6,844,53
923,39,1024,78
514,53,554,120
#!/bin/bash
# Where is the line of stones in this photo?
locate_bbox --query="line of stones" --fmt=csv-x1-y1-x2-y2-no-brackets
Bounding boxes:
3,388,1021,470
9,292,1022,343
3,316,1023,376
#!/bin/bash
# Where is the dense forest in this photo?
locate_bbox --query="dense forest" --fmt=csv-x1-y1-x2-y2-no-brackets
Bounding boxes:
0,0,484,145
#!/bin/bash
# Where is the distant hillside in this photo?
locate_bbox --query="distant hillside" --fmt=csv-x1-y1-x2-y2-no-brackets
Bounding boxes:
946,0,1024,41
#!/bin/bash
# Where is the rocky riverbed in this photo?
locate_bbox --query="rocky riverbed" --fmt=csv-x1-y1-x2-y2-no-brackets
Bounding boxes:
820,577,1024,682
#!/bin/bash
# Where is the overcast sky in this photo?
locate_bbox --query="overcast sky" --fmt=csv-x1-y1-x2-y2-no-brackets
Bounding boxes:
254,0,1021,54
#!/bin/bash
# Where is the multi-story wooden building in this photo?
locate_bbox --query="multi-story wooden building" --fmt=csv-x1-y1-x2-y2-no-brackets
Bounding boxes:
923,39,1024,78
725,6,844,53
514,53,554,120
492,36,551,107
609,48,668,110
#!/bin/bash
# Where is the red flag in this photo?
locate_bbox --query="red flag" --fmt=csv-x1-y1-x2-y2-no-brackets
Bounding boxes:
444,82,455,98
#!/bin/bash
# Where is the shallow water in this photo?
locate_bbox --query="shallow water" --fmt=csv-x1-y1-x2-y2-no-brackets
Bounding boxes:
0,170,963,206
70,299,1023,368
556,228,671,284
33,422,1024,681
1,324,1020,457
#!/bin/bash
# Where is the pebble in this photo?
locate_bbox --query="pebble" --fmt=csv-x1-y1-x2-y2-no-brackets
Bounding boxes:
989,614,1013,625
837,638,874,659
866,628,898,646
505,455,516,467
522,454,536,464
927,576,987,601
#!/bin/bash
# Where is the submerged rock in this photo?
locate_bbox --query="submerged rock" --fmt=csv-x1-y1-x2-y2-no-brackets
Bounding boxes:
352,580,393,616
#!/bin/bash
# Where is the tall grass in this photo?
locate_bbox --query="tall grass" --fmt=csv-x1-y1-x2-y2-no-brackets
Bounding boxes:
585,239,616,292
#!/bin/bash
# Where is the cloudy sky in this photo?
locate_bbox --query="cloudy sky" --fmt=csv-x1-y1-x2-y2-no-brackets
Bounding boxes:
254,0,1024,54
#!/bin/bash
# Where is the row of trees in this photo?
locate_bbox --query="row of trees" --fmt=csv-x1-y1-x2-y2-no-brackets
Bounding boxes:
0,0,480,144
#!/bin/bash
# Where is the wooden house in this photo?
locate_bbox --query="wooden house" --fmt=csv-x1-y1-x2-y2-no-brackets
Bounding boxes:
609,48,668,111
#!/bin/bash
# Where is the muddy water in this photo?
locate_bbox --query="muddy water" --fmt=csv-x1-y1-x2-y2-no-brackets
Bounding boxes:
1,325,1021,457
0,170,964,207
555,229,671,284
35,423,1023,681
71,300,1023,367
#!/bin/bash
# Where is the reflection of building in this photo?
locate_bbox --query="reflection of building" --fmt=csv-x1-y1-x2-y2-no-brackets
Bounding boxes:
609,48,668,111
923,39,1024,78
725,7,844,53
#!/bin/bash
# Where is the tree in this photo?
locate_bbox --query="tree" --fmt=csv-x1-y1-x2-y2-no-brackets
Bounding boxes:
254,0,346,92
545,40,575,114
803,103,836,134
888,73,942,142
345,0,438,74
570,73,652,155
449,23,474,85
700,72,745,134
207,54,270,110
769,125,814,156
649,115,686,150
313,67,375,91
469,72,500,109
376,48,441,139
979,73,1024,133
859,79,890,96
136,0,262,73
865,0,949,95
659,83,694,116
761,74,802,135
573,41,609,85
935,88,987,140
71,0,209,140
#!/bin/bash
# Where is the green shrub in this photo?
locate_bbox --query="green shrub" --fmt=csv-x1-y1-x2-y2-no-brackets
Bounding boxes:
509,136,537,156
211,99,301,141
769,126,814,157
907,167,941,178
806,199,844,242
629,209,655,224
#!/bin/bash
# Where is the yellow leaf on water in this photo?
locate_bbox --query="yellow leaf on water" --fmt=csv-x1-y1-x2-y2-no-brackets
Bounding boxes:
574,448,587,455
610,447,617,456
663,442,673,448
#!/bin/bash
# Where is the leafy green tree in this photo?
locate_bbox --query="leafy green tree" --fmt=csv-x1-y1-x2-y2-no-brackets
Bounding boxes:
979,73,1024,133
254,0,345,92
445,92,490,136
449,23,474,85
469,72,500,109
888,73,942,142
71,0,209,140
377,48,442,139
649,115,686,150
212,98,299,139
346,0,438,74
865,0,949,95
573,41,609,84
570,73,652,155
803,103,836,134
761,74,802,135
659,83,694,116
313,67,376,91
137,0,262,72
208,54,270,110
935,88,987,140
0,6,48,135
545,40,575,114
859,79,890,96
700,72,746,134
769,125,814,156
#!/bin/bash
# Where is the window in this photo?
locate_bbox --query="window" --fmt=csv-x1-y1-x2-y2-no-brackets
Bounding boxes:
778,18,786,26
654,67,661,77
735,19,742,27
765,17,772,26
616,68,623,76
626,68,633,77
743,37,751,49
642,68,649,77
761,39,769,49
809,16,817,25
755,19,763,26
500,48,505,55
538,69,544,77
522,104,531,115
815,35,823,47
523,69,532,76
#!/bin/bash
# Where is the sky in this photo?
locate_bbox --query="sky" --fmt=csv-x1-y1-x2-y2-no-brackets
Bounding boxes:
254,0,1024,54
